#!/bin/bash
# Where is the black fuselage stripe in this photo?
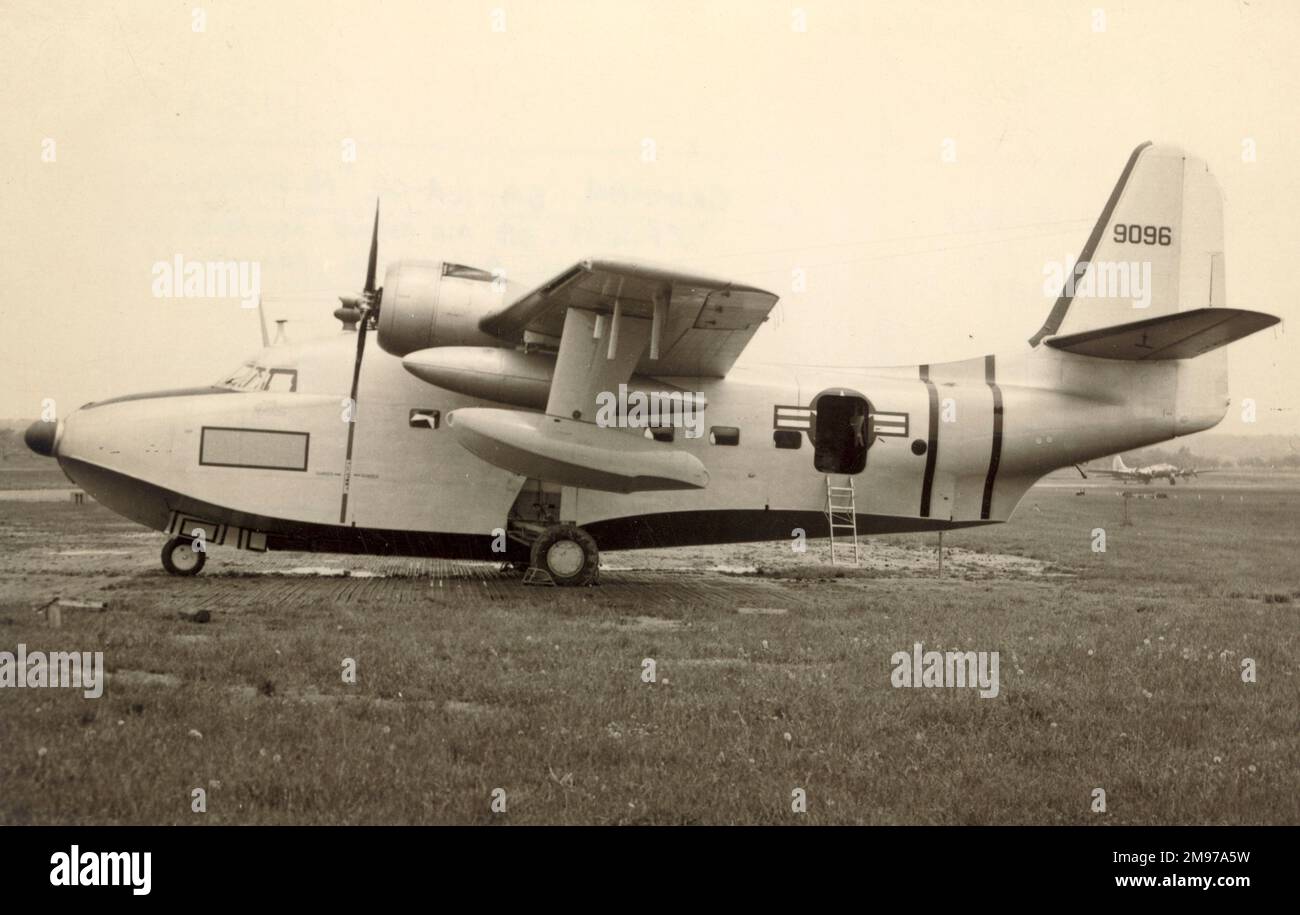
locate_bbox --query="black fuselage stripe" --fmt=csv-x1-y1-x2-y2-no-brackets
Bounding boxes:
981,354,1004,520
919,364,939,517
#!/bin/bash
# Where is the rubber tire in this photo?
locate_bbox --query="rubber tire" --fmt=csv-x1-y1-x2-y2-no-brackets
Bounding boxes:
529,525,599,587
161,536,207,576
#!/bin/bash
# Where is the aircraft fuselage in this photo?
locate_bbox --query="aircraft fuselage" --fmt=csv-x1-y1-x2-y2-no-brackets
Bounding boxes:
41,332,1225,561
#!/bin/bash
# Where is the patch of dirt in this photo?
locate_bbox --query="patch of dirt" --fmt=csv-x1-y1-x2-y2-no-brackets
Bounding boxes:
618,616,686,631
109,669,182,688
606,537,1065,581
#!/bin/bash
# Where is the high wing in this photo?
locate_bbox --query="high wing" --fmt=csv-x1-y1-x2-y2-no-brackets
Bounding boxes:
446,260,776,493
479,259,779,379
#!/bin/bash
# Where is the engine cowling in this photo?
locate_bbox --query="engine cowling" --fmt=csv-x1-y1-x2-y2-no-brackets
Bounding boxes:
377,260,511,356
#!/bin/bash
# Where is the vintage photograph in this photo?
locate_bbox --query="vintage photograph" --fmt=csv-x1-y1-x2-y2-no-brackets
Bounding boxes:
1,0,1295,858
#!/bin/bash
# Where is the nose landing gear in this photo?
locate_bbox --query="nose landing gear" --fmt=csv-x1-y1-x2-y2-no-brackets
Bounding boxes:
161,536,207,576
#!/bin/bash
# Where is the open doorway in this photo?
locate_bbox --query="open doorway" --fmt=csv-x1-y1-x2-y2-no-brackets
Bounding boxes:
813,393,869,474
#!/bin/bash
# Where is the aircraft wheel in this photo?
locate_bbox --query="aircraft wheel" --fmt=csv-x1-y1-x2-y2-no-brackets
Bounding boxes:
161,536,207,576
529,525,599,586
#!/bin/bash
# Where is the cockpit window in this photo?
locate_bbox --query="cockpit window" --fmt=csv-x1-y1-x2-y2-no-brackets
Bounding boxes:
218,363,298,392
219,364,266,390
266,369,298,392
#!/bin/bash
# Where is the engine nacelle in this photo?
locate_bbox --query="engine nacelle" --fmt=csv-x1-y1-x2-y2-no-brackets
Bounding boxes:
377,260,510,356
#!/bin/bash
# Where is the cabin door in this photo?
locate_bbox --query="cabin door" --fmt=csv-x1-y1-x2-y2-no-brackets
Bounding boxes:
812,394,868,475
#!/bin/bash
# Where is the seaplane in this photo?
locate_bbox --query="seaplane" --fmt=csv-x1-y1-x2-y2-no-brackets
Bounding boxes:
23,143,1280,584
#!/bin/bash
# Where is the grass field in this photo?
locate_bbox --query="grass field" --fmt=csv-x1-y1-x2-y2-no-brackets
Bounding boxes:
0,479,1296,825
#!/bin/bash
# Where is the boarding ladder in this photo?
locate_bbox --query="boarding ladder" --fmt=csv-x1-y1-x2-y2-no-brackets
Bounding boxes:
825,476,859,565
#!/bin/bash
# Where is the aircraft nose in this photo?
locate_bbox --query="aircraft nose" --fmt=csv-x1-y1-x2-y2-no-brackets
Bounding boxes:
23,419,60,457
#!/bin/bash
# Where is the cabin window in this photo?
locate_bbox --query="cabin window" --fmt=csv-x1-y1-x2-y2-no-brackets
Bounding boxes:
710,426,740,446
813,394,869,474
773,430,802,450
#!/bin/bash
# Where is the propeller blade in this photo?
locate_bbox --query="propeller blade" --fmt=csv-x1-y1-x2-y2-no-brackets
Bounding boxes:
364,200,379,295
339,202,379,523
338,318,367,523
348,319,368,406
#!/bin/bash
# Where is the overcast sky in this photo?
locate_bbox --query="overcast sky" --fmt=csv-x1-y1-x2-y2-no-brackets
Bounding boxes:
2,0,1296,432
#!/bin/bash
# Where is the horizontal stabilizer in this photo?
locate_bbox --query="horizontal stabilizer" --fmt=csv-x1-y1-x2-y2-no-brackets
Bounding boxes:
1044,307,1279,360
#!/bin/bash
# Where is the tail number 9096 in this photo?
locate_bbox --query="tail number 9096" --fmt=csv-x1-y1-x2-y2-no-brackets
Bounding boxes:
1113,224,1172,246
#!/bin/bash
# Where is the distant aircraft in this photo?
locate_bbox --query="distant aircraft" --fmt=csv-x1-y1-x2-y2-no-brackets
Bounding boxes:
22,143,1280,584
1089,454,1218,485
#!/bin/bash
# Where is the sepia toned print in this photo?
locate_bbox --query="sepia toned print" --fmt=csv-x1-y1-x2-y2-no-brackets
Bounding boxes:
1,1,1295,842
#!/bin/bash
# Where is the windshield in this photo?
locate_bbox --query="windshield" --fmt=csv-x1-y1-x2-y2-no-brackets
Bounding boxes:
217,363,297,392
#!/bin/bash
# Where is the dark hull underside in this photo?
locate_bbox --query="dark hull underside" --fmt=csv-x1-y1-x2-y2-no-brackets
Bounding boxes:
58,457,990,562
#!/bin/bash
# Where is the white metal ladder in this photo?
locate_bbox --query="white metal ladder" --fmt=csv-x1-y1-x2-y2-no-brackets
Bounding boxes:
825,476,859,565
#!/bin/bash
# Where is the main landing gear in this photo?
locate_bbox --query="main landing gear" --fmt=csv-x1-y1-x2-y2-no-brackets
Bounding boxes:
161,536,207,576
525,524,600,587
